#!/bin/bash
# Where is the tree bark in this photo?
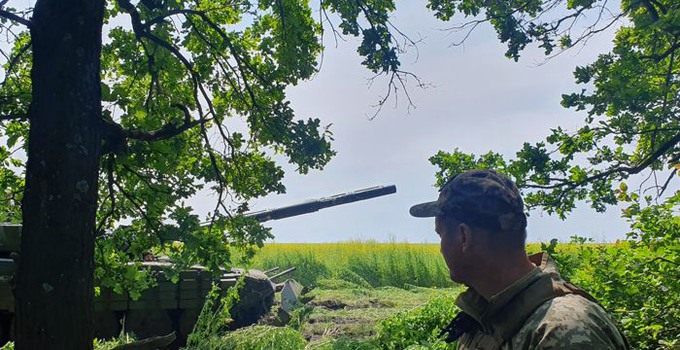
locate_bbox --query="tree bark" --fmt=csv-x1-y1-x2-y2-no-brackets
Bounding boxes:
15,0,104,349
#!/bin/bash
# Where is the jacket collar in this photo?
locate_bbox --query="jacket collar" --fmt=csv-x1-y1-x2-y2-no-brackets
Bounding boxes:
455,252,562,342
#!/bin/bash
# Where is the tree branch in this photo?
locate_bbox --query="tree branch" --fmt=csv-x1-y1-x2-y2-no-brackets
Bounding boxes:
641,40,680,62
639,0,660,22
144,9,205,28
118,0,195,71
648,256,680,266
120,163,172,195
657,168,676,197
526,132,680,190
113,178,163,236
126,115,201,141
0,113,27,121
96,155,117,237
117,0,227,149
0,9,31,27
0,40,31,88
103,104,206,144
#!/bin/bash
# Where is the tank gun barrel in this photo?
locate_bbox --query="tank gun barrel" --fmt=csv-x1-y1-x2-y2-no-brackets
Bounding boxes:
246,185,397,223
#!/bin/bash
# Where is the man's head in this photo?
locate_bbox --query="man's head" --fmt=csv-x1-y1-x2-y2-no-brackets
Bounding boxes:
410,169,528,284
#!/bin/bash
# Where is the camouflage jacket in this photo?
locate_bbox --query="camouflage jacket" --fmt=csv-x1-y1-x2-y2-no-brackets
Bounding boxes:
454,252,628,350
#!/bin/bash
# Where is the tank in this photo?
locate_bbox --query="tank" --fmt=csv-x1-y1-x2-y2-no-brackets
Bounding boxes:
0,185,396,348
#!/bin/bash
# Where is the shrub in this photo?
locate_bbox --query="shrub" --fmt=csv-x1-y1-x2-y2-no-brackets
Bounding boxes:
375,294,458,350
563,242,679,349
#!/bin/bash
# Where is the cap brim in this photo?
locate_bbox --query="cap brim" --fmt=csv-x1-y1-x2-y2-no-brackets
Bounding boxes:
409,201,441,218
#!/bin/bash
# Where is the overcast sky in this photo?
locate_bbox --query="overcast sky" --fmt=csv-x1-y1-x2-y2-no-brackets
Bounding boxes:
221,2,638,244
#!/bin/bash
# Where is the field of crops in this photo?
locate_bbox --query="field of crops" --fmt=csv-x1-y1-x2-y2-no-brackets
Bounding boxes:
248,241,454,289
244,241,585,288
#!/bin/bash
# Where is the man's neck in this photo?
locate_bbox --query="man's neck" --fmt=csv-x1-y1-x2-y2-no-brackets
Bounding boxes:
469,252,536,300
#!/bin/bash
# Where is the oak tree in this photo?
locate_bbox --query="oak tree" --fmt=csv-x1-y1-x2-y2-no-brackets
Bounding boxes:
0,0,409,348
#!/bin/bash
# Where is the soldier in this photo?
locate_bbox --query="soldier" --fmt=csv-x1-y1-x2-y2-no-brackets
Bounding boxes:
410,169,628,349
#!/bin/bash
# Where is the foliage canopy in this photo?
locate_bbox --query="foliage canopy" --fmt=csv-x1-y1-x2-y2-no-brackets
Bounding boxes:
0,0,412,296
428,0,680,221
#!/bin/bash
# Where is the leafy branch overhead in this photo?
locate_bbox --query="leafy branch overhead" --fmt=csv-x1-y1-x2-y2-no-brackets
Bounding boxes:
429,0,680,220
0,0,410,289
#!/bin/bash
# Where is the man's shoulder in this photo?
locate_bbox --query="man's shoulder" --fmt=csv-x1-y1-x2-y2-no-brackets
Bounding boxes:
535,292,607,320
513,293,627,349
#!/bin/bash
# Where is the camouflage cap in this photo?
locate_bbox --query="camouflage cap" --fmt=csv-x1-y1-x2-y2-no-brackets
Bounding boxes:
410,169,527,231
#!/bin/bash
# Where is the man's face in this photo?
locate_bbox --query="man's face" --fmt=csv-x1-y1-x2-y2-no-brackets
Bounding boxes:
435,216,468,284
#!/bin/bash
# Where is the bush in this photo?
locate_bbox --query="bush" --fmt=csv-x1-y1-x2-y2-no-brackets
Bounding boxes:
559,241,679,349
375,294,458,350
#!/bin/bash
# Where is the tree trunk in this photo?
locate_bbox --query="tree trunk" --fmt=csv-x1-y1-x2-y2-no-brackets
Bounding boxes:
15,0,104,349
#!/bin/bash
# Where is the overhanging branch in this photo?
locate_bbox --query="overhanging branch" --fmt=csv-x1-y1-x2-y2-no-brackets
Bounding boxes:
639,0,660,22
103,104,206,145
0,113,27,121
641,40,680,62
116,0,220,143
0,9,31,27
1,40,31,88
125,119,202,141
526,132,680,190
144,9,204,28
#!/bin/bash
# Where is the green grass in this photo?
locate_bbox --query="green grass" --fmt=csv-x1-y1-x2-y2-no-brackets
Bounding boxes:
213,326,307,350
182,278,464,350
247,241,454,288
300,284,463,343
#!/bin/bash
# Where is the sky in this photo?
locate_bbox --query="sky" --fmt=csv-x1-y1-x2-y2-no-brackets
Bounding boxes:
224,2,638,244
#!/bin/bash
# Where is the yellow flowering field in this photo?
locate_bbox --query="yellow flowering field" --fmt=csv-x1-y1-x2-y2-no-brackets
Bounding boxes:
247,241,563,288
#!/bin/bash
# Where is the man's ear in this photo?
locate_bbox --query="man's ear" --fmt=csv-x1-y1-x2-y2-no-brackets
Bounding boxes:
458,223,473,253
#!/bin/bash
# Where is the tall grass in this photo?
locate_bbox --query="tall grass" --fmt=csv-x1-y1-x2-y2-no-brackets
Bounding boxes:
247,241,454,288
209,326,307,350
247,241,549,288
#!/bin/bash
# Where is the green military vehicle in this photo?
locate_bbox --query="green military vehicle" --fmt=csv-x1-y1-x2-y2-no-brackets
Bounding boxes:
0,185,396,348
